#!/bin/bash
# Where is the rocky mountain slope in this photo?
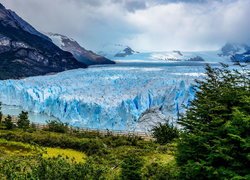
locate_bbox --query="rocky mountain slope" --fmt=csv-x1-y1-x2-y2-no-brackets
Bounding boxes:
0,3,86,80
219,43,250,62
47,33,114,65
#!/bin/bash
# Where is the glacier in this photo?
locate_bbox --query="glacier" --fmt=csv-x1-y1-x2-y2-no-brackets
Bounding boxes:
0,63,208,131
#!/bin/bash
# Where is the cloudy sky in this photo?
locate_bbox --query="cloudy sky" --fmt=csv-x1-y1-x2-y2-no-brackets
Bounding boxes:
0,0,249,51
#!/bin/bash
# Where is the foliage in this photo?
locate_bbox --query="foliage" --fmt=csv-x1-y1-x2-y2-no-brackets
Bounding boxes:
177,64,250,179
0,102,2,124
31,156,107,180
44,119,69,133
152,120,179,144
144,162,179,180
120,153,144,180
0,155,106,180
4,115,14,130
17,111,30,129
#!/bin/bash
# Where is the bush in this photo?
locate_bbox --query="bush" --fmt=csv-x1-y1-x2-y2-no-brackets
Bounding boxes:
45,119,69,133
120,154,144,180
152,120,179,144
177,64,250,179
144,162,179,180
0,155,107,180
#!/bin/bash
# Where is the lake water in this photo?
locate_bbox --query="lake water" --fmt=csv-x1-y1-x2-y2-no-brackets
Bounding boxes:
1,104,57,124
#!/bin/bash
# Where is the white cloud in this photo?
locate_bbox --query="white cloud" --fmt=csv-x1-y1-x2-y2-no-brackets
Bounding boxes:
0,0,249,51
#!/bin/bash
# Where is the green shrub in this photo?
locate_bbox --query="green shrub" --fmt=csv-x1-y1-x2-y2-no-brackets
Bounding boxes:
0,155,107,180
31,156,107,180
120,154,144,180
152,121,179,144
44,119,69,133
144,162,179,180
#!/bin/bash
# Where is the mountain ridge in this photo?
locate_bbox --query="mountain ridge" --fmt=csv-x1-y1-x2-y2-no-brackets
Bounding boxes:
0,3,86,80
47,33,115,65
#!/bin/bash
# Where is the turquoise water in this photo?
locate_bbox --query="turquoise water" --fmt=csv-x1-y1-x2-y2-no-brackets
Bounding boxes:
1,104,57,124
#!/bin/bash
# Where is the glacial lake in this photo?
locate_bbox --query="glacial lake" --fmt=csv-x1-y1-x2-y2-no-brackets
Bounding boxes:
2,104,57,124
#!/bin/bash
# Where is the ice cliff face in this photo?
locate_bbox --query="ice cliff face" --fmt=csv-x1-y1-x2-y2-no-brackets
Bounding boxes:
0,65,203,131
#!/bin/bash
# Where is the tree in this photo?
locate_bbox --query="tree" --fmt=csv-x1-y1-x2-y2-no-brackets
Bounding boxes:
0,102,3,124
152,120,179,144
4,115,14,130
17,111,30,129
176,64,250,179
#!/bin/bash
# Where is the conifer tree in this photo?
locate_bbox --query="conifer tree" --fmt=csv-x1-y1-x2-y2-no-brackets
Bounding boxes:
17,111,30,129
4,115,14,130
177,64,250,179
0,102,3,124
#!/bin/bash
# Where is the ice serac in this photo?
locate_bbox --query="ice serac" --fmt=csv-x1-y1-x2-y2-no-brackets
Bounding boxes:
0,66,202,131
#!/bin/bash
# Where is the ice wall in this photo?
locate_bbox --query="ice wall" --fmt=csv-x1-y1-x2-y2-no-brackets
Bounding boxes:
0,65,203,131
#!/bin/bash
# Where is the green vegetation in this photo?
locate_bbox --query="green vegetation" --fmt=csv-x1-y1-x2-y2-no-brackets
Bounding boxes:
177,64,250,179
44,119,69,133
17,111,30,129
0,102,2,123
4,115,14,130
0,128,176,179
0,64,249,179
121,154,144,180
152,120,179,144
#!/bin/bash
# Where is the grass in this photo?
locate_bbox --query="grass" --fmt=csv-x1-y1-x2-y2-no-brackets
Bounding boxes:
0,138,86,163
0,138,41,157
43,147,86,163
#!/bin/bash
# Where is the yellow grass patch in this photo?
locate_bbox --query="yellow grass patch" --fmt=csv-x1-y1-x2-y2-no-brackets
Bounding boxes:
43,147,86,163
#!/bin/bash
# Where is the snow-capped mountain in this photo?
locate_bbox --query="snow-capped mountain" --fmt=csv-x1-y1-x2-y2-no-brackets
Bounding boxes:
97,44,138,58
231,50,250,62
0,3,86,80
219,43,250,57
219,43,250,62
113,50,229,64
115,47,138,57
47,33,115,65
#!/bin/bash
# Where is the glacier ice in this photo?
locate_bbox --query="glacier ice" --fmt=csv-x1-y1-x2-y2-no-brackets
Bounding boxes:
0,64,206,131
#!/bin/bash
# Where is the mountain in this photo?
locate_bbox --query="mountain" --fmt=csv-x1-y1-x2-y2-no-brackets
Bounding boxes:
97,44,138,59
219,43,250,62
47,33,115,65
231,50,250,62
0,3,86,80
219,43,250,56
115,47,138,57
